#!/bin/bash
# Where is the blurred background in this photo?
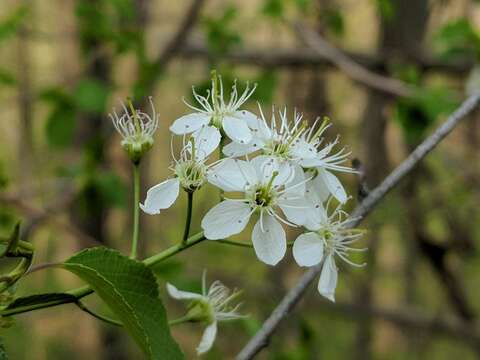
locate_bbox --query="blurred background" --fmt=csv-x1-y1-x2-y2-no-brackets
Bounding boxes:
1,0,480,358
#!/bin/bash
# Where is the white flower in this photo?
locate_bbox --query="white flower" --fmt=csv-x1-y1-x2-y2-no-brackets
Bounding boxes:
166,272,244,355
169,77,258,148
140,126,220,215
110,97,159,162
202,156,319,265
224,108,356,204
292,202,366,302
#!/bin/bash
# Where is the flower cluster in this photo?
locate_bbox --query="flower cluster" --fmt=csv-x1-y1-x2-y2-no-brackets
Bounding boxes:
118,73,366,354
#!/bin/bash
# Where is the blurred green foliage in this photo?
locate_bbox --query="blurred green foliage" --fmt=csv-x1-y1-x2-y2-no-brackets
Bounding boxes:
435,18,480,61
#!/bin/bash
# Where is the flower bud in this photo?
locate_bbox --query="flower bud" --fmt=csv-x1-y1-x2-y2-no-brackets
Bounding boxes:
110,97,159,164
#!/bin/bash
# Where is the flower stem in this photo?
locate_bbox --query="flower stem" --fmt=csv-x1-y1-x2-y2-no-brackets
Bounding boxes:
182,191,194,243
130,163,141,259
76,301,123,327
168,314,195,327
144,231,206,267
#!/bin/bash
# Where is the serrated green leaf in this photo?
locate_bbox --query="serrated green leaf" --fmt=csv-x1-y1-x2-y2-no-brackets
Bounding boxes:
74,79,110,113
63,247,183,360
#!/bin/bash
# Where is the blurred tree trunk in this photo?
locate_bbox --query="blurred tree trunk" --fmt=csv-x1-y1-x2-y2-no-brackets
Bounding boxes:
353,1,429,358
69,1,127,359
16,1,33,190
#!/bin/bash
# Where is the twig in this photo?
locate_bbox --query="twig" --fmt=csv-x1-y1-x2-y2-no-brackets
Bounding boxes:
179,41,473,74
293,22,414,97
154,0,206,68
236,93,480,359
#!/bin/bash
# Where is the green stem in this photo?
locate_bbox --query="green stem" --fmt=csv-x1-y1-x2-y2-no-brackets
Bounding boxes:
76,300,193,328
168,314,195,327
182,192,194,244
76,301,123,327
130,164,141,259
143,231,205,267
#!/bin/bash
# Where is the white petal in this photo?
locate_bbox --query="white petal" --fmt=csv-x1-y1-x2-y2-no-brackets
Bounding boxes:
292,232,324,267
278,197,310,226
252,215,286,266
284,164,306,196
222,115,253,144
289,138,317,160
207,159,257,192
244,113,272,139
235,110,259,127
222,139,263,157
201,200,252,239
319,169,347,203
309,173,330,203
166,283,202,300
197,322,217,355
318,255,338,302
192,125,221,160
139,178,180,215
170,113,211,135
252,156,292,186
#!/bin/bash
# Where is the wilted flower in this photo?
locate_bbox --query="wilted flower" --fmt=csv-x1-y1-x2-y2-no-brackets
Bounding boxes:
166,272,244,355
292,202,366,301
202,156,321,265
169,75,258,149
224,107,356,204
110,97,159,163
140,126,219,215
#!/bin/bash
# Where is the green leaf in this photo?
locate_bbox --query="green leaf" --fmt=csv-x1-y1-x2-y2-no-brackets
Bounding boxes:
4,293,77,310
323,8,344,37
0,68,15,87
261,0,284,18
204,5,242,54
63,247,183,360
94,171,127,208
374,0,395,21
0,6,28,43
0,337,7,360
45,105,76,149
74,79,110,113
434,18,480,60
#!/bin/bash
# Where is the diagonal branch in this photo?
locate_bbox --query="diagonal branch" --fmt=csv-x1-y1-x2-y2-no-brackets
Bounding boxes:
179,41,473,74
293,22,414,97
236,93,480,360
153,0,206,69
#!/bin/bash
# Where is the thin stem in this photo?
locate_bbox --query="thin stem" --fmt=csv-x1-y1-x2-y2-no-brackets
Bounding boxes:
130,164,141,259
168,314,195,326
182,191,194,243
76,301,123,327
144,231,206,267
